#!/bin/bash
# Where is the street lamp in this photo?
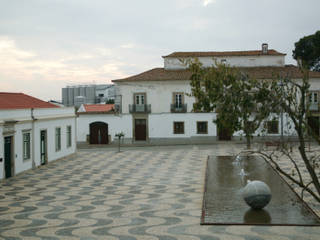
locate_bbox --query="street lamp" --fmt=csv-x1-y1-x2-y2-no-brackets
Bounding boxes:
278,78,284,148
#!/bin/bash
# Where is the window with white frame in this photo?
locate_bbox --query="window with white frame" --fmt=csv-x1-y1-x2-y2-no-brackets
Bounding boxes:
309,92,318,103
67,126,72,148
23,132,31,160
173,92,184,108
55,127,61,151
135,94,145,105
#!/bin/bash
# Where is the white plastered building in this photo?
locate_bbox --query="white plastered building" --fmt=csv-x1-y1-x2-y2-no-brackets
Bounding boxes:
76,44,320,145
0,93,76,180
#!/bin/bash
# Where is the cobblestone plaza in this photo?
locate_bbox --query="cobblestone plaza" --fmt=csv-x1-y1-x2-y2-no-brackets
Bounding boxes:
1,144,319,239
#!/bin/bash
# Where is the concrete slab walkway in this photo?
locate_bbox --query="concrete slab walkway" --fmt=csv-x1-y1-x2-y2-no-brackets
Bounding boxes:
0,144,319,239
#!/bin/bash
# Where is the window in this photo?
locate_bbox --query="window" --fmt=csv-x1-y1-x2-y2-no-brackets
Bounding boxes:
173,92,184,108
309,92,318,103
67,126,72,148
134,93,145,105
197,121,208,134
267,121,279,134
55,127,61,151
221,59,227,64
98,93,104,97
174,122,184,134
23,132,31,160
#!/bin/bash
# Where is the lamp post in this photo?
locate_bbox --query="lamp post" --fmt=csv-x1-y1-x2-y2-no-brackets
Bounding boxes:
115,132,124,153
278,78,284,149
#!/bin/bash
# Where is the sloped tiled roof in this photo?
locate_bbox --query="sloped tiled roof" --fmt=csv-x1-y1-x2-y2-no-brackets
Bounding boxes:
112,66,320,83
80,104,114,114
162,50,286,58
0,92,59,110
112,68,191,82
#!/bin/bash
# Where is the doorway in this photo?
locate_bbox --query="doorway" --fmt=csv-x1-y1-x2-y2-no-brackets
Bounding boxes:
40,130,47,165
90,122,108,144
217,123,232,141
135,119,147,141
4,136,13,178
308,116,320,137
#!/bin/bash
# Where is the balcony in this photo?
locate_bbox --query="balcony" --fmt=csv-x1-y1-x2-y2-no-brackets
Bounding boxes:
171,104,187,113
129,104,151,113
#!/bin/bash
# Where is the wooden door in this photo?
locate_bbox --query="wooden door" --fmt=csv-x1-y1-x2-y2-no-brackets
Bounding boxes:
40,130,47,165
135,119,147,141
4,136,13,178
90,122,108,144
308,116,320,137
217,123,232,140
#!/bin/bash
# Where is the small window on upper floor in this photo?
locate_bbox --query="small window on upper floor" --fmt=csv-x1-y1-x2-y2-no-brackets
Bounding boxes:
98,93,104,97
173,92,184,108
134,93,145,105
309,92,318,103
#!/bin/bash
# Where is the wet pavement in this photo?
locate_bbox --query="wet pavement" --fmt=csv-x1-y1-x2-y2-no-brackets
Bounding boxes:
0,144,320,239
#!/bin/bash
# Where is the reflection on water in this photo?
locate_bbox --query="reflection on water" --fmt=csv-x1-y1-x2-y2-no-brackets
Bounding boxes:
202,156,320,225
244,209,271,224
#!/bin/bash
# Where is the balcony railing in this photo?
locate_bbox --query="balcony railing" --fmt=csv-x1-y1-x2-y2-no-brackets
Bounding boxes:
129,104,151,113
170,104,187,113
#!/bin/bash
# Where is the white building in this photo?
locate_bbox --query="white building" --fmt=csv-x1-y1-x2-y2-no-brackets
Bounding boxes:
0,93,76,180
77,44,320,145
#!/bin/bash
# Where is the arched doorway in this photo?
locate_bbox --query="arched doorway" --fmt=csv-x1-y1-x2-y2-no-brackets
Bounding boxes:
89,122,108,144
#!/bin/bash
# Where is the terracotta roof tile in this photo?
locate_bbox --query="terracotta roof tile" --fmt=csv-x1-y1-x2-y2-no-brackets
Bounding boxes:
112,68,192,82
0,92,59,109
112,66,320,83
162,50,286,58
83,104,114,113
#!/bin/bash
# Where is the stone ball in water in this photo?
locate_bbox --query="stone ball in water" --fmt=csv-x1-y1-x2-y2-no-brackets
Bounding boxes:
242,180,271,210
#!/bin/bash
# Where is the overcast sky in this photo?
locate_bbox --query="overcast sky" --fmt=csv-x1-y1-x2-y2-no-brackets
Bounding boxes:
0,0,319,101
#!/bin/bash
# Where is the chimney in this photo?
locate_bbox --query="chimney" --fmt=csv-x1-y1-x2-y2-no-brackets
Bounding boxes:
262,43,268,54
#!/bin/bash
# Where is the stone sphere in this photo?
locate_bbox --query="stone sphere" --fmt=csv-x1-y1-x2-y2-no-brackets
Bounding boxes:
242,180,271,210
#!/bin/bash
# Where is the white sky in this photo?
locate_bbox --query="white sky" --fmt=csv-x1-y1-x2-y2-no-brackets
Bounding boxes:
0,0,319,101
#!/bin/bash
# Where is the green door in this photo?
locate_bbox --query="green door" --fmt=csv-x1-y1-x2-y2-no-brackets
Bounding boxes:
4,136,12,178
40,130,47,165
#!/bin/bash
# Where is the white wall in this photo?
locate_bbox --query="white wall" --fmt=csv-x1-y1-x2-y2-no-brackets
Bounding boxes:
13,122,33,174
0,107,76,180
77,114,132,142
164,55,285,70
33,117,76,165
117,80,194,114
233,113,297,138
149,113,217,138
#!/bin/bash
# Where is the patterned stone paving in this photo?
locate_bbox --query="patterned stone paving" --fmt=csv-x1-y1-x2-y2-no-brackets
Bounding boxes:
0,144,320,239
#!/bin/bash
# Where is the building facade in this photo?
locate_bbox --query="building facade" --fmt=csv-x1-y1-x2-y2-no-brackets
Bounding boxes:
0,93,76,180
77,44,320,145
